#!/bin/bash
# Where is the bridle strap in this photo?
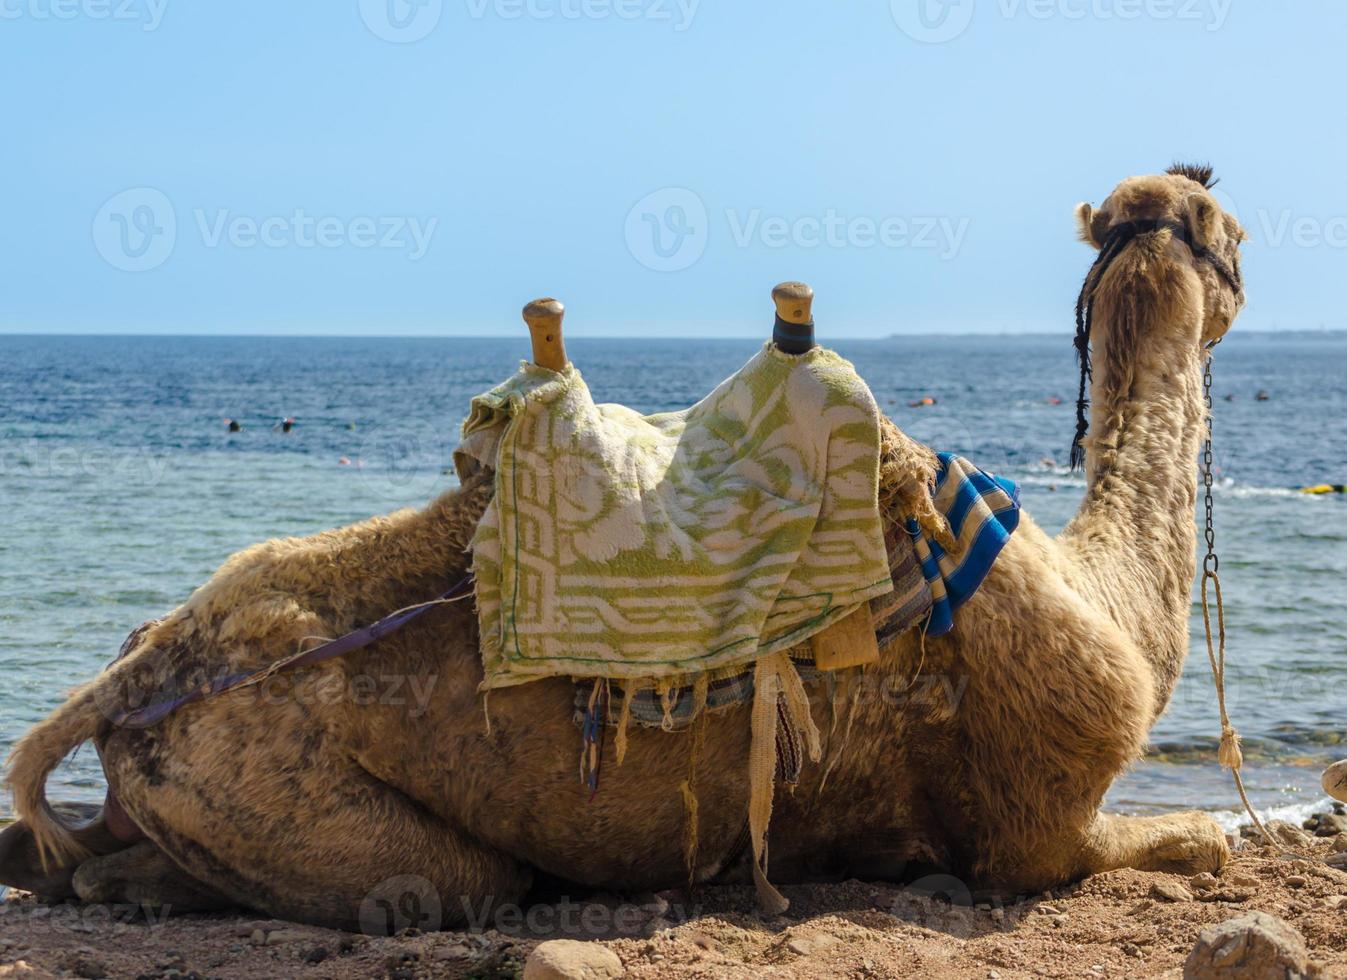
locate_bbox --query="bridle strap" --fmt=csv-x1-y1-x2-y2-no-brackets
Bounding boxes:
1070,215,1242,468
1104,217,1243,293
110,574,476,728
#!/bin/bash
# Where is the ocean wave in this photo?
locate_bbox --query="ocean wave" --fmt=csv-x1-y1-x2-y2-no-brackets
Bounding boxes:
1209,797,1336,836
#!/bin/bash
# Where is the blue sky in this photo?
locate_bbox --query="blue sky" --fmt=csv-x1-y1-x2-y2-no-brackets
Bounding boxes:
1,0,1343,336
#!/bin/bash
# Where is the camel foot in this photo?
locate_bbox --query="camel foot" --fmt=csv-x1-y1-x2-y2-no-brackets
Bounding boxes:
1085,810,1230,877
72,840,235,912
0,803,128,900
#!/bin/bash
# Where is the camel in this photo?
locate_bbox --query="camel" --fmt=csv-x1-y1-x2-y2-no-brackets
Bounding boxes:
1,164,1247,930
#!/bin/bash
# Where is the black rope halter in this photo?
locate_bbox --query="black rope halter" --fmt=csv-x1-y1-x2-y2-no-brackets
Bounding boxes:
1069,217,1243,470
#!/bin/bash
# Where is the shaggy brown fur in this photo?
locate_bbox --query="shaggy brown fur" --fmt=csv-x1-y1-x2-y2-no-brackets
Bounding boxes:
3,168,1246,929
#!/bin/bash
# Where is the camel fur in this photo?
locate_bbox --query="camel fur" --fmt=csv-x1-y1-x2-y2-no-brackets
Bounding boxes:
2,166,1246,929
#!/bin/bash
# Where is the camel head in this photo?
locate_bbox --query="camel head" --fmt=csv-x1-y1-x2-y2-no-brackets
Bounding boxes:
1074,163,1247,346
1066,164,1247,467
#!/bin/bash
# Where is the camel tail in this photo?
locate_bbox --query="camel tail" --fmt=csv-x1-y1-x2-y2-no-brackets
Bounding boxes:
4,678,107,870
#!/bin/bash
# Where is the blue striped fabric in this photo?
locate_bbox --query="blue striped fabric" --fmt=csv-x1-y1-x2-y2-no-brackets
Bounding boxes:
907,452,1020,637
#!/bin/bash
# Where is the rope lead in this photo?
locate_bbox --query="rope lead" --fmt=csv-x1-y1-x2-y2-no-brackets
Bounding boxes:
1200,347,1272,846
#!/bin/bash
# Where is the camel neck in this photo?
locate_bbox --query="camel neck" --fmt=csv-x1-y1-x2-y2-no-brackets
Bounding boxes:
1059,250,1207,716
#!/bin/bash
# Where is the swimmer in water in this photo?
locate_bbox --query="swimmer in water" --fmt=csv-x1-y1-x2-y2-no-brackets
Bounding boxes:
225,418,242,432
908,396,937,408
274,416,296,433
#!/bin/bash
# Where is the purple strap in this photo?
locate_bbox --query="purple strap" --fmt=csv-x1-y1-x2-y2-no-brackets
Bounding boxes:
111,575,475,729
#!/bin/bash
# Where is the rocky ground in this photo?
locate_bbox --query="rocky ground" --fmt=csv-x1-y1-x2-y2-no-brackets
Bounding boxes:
2,814,1346,979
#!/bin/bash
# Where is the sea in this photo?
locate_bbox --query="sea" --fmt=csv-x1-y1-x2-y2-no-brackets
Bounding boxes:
1,331,1344,830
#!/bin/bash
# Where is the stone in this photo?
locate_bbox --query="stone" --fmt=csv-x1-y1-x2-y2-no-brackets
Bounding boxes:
1285,875,1307,889
1250,820,1313,847
1303,812,1347,837
685,931,719,952
523,940,624,980
248,929,266,945
786,933,836,956
71,958,108,979
1149,879,1194,902
264,929,310,945
1183,911,1311,979
1189,872,1220,890
1223,870,1260,889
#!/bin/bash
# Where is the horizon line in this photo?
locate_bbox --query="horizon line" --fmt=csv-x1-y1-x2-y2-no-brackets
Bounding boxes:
1,327,1343,340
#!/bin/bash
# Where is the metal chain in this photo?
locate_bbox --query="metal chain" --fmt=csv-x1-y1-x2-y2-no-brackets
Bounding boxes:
1202,349,1218,575
1200,340,1273,845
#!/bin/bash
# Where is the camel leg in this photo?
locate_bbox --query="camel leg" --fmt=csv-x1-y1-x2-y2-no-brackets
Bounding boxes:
1078,810,1229,877
0,803,129,900
99,715,534,932
72,840,234,911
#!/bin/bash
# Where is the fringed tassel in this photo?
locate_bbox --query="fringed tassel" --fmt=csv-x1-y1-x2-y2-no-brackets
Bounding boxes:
680,711,708,890
579,678,609,798
1218,724,1243,770
748,654,790,915
746,651,822,915
777,652,821,764
614,680,634,766
658,679,677,732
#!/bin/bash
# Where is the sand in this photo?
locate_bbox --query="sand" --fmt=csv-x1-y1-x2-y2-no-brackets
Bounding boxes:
2,818,1346,979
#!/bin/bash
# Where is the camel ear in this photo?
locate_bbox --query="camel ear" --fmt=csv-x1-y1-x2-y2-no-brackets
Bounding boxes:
1185,192,1220,250
1077,201,1099,249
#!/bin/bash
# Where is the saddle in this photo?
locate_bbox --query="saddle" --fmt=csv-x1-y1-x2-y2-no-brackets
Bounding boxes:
459,282,1020,912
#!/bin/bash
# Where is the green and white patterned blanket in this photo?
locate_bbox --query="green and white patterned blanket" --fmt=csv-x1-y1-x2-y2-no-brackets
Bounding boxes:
457,343,893,690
